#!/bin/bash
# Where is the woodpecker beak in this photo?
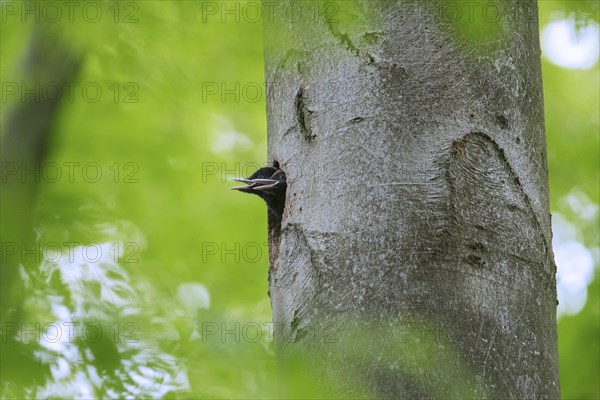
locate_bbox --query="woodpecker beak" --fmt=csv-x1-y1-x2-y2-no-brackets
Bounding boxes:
229,177,280,191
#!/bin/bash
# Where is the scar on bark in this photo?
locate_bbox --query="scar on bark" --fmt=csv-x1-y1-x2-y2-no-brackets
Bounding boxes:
450,133,470,154
295,87,316,142
495,114,509,129
290,308,305,342
446,131,552,270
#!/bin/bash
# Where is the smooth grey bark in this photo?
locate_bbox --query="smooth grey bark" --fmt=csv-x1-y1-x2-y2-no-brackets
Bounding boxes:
263,1,559,399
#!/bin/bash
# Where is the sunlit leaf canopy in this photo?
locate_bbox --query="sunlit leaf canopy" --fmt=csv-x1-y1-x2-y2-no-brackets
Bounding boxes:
0,1,598,399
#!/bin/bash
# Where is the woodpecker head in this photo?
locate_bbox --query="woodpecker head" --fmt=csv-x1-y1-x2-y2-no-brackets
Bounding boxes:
230,163,287,220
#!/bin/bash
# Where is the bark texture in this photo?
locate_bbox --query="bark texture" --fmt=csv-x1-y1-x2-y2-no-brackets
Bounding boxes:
264,1,559,398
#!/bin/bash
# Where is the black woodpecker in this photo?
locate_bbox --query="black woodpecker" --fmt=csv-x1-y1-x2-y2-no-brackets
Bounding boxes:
230,162,287,270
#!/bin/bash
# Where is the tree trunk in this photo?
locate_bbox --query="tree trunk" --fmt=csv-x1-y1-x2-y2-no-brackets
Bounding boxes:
263,1,559,398
1,24,82,316
1,24,82,390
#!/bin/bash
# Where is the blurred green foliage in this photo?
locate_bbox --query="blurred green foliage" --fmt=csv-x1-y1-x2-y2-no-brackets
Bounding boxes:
0,1,598,399
538,2,600,399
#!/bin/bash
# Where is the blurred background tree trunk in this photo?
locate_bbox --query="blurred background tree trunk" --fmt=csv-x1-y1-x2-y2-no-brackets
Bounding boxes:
264,1,559,398
1,23,82,387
